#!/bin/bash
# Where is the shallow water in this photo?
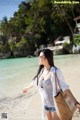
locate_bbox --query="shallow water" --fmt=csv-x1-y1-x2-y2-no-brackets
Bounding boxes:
0,54,80,97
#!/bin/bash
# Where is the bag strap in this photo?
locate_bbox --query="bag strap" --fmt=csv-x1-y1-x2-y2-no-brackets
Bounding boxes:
55,68,61,95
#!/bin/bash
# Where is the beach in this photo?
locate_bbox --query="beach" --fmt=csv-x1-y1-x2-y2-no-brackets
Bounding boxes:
0,85,80,120
0,54,80,120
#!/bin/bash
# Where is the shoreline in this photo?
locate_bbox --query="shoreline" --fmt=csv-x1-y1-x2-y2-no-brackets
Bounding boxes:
0,53,80,60
0,54,80,119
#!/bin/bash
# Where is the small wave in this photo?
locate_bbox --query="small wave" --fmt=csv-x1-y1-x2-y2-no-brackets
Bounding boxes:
0,90,37,103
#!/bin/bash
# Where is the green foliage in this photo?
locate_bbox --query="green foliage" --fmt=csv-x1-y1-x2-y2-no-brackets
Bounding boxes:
0,17,10,37
0,35,7,43
63,42,70,48
16,37,27,48
8,39,16,52
0,45,4,52
73,35,80,45
63,42,72,54
0,0,80,57
0,43,10,53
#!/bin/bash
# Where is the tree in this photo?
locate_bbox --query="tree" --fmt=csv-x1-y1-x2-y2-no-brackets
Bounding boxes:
0,17,10,38
73,35,80,45
0,0,80,58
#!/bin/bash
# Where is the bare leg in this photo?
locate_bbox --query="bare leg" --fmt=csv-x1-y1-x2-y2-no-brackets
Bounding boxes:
52,112,60,120
45,111,53,120
45,111,60,120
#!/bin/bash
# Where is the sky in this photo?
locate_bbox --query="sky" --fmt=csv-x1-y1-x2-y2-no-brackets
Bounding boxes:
0,0,27,21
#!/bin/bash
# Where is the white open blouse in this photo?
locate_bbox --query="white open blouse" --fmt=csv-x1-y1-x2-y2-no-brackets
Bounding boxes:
32,67,69,107
31,66,69,119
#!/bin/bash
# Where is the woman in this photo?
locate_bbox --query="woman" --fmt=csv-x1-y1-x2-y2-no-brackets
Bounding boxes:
23,49,80,120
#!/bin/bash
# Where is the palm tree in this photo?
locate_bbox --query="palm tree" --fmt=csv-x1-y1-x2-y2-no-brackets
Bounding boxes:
0,16,10,38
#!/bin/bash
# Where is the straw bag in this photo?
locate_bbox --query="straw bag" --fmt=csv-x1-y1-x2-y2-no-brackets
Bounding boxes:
54,69,77,120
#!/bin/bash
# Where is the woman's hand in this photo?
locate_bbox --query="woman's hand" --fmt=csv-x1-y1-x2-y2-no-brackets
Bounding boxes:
23,88,28,93
75,102,80,109
22,83,33,93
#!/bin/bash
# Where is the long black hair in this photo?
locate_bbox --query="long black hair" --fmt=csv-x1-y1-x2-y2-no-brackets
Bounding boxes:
33,49,55,85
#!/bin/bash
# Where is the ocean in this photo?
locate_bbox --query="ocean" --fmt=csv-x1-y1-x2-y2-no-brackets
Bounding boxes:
0,54,80,97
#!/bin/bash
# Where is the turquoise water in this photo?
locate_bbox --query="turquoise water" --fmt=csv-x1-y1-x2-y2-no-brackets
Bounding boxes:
0,54,80,97
0,57,38,96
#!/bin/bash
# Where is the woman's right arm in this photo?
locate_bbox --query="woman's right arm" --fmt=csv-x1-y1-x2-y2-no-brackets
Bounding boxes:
22,77,37,93
23,82,34,93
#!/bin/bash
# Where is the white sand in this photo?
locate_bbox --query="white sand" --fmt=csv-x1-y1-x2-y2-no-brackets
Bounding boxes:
0,90,80,120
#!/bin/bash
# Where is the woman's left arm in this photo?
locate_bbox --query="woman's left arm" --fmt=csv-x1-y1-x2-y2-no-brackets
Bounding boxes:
64,89,80,110
75,101,80,109
57,69,80,110
56,69,69,91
